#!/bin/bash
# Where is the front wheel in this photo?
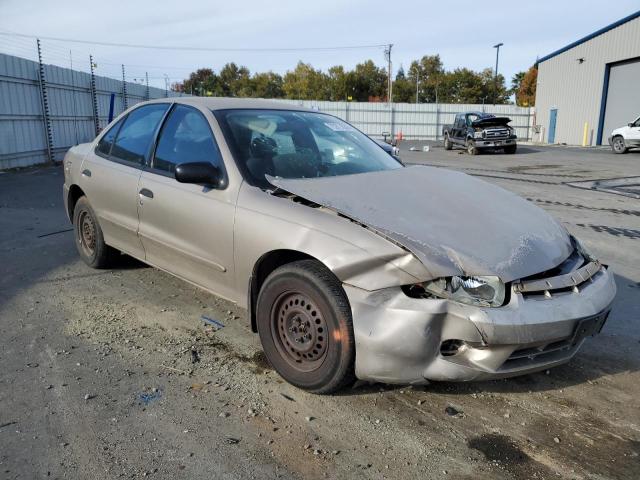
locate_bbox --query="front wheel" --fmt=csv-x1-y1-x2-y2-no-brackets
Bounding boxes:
504,144,517,154
256,260,356,394
444,135,452,150
612,136,627,154
466,138,479,155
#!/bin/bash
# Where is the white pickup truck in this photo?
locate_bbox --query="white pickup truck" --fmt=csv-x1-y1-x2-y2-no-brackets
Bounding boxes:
609,116,640,154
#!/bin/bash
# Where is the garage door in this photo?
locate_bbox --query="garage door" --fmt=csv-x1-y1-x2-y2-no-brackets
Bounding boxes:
601,58,640,144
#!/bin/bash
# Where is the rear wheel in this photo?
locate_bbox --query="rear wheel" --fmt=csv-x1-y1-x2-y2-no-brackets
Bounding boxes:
256,260,355,394
73,196,118,268
466,138,479,155
504,144,517,154
444,135,452,150
612,136,627,154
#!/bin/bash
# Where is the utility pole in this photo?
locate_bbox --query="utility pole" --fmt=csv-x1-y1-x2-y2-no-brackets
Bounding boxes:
493,42,503,105
415,74,419,104
163,74,169,98
385,44,393,103
145,72,149,101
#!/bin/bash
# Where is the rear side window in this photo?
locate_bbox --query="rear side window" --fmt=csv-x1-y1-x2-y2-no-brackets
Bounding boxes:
96,117,124,156
153,105,223,174
110,104,169,165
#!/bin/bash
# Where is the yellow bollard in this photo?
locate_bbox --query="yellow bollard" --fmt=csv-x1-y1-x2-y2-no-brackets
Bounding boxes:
582,122,589,147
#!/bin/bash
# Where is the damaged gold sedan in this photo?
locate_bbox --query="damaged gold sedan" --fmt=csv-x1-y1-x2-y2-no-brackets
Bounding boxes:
63,98,616,393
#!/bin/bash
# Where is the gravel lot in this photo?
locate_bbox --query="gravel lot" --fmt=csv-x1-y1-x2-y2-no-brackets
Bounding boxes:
1,144,639,480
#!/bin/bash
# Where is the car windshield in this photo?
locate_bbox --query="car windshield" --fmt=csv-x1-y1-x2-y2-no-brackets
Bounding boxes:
214,109,402,188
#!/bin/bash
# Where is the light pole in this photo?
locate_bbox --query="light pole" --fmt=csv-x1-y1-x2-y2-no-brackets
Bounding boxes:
415,74,419,104
493,42,503,105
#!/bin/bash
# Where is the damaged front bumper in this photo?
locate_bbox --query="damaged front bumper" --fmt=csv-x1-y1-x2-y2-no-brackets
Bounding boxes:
346,264,616,384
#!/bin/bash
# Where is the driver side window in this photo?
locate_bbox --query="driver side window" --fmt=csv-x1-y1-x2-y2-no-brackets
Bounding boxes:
153,105,223,174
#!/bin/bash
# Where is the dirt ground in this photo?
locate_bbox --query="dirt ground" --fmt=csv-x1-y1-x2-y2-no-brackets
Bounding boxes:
1,144,639,480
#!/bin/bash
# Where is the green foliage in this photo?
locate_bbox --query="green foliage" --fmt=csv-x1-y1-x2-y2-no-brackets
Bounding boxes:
282,62,329,100
176,53,512,104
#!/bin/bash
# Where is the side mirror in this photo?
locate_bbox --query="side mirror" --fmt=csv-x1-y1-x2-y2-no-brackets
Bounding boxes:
175,162,224,188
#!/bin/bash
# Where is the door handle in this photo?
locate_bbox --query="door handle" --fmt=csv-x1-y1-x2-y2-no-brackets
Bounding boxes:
139,188,154,199
82,169,91,177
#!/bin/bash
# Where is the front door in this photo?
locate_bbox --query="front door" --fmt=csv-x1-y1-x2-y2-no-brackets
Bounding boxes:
548,108,558,144
137,104,237,301
627,116,640,145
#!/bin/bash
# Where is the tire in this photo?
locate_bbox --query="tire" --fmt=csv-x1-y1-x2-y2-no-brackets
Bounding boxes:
256,259,356,394
466,138,479,155
444,134,452,150
73,196,118,268
612,136,627,154
504,144,517,154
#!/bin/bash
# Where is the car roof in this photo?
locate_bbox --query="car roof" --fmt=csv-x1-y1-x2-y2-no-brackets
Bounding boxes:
143,96,315,112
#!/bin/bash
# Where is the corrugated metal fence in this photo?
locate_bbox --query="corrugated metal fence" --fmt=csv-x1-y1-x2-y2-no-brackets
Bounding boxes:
1,52,534,170
0,53,188,169
274,99,534,142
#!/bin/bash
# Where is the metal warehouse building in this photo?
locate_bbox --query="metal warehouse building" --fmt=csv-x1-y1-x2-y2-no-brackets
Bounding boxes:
535,10,640,146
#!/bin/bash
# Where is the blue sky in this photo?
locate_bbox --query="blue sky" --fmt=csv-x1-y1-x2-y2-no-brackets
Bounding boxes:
1,0,638,89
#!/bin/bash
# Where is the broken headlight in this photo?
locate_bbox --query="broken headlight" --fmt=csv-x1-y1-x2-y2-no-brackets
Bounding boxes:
422,275,505,307
572,236,596,262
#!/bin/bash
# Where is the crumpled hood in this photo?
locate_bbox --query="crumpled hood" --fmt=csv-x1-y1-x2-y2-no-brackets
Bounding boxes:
267,166,572,282
472,116,511,128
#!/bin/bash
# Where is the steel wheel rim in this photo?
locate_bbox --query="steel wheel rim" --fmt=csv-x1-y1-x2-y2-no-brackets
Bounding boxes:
271,291,329,372
78,210,96,257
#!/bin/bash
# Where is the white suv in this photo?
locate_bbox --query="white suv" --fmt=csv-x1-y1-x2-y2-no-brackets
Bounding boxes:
609,116,640,154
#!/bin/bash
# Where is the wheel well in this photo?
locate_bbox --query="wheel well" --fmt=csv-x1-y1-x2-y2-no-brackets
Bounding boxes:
248,250,317,333
67,185,85,221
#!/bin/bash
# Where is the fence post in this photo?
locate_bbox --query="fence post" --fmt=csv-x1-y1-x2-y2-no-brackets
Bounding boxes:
121,64,128,111
89,55,100,136
36,39,54,164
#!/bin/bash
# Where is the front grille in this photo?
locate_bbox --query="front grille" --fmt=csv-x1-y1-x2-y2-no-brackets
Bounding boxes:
485,128,509,138
513,249,603,298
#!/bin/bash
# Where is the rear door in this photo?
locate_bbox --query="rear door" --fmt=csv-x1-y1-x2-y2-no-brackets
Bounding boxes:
137,104,237,301
452,114,464,143
80,103,169,259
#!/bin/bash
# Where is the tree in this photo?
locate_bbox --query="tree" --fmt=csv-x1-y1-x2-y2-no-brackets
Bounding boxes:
283,62,329,100
511,71,525,97
392,66,415,103
351,60,386,101
516,65,537,107
327,65,349,101
478,67,510,104
218,63,251,97
251,71,283,98
407,55,445,103
181,68,218,96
